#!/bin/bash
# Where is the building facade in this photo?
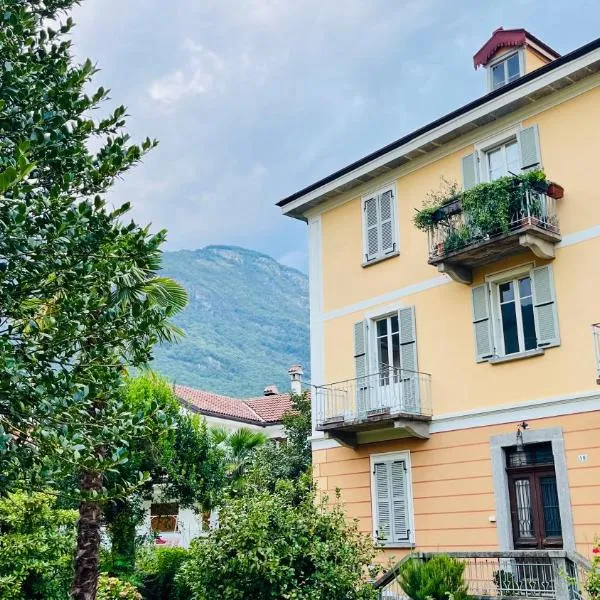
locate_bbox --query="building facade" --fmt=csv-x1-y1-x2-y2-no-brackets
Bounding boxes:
278,29,600,560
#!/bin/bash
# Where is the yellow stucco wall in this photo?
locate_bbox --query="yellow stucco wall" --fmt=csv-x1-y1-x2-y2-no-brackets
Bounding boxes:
524,46,551,73
318,85,600,416
314,411,600,559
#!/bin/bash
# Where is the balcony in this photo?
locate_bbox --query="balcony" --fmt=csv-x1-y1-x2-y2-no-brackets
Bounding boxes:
415,173,563,284
314,367,432,447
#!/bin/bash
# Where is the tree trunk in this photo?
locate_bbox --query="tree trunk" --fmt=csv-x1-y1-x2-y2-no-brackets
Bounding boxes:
72,469,103,600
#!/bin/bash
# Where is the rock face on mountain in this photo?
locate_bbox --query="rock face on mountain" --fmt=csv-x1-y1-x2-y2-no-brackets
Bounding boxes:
152,246,309,397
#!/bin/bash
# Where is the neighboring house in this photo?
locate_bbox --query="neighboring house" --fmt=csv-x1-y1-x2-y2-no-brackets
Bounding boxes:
278,26,600,566
139,366,303,547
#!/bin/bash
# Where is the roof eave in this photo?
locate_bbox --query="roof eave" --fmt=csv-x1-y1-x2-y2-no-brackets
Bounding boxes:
277,37,600,221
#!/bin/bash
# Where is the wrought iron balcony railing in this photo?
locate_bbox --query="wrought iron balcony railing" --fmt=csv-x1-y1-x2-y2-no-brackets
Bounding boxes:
427,188,560,263
314,367,432,430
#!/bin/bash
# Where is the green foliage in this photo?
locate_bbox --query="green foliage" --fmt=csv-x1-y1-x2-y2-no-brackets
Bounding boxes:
587,541,600,600
136,546,192,600
97,574,142,600
248,391,312,490
178,475,380,600
212,426,267,486
152,246,309,396
397,555,469,600
413,171,549,253
0,491,77,600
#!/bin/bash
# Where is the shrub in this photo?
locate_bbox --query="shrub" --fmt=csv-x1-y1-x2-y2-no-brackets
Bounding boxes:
397,554,469,600
97,574,143,600
178,475,380,599
587,540,600,600
0,491,77,600
136,546,191,600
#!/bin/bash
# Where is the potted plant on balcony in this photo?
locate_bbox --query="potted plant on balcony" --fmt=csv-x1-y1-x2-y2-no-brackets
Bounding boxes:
413,178,461,232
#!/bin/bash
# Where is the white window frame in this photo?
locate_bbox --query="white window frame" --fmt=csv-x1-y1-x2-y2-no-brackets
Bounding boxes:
475,124,523,183
370,450,416,547
365,303,406,375
486,49,525,92
486,263,536,358
361,183,399,265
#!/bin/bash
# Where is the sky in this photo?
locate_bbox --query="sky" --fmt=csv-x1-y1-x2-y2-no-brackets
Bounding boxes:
70,0,600,273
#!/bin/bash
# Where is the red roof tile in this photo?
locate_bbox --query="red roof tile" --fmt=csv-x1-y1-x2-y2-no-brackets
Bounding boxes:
173,384,293,425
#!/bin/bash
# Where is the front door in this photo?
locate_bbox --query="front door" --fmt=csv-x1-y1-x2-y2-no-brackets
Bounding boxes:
506,443,563,549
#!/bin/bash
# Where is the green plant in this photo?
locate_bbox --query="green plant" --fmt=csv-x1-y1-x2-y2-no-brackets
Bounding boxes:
0,491,77,600
587,540,600,600
136,546,191,600
443,225,472,253
413,178,460,231
178,475,380,599
397,554,469,600
97,574,143,600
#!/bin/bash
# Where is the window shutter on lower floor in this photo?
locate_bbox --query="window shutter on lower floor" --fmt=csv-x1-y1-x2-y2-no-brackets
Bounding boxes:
373,459,410,544
472,284,494,361
518,125,542,171
398,306,419,411
353,320,368,379
531,264,560,347
462,152,478,190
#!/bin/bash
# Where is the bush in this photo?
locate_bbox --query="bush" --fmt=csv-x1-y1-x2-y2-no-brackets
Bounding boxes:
97,574,143,600
397,554,469,600
136,546,191,600
178,475,379,599
0,491,77,600
587,541,600,600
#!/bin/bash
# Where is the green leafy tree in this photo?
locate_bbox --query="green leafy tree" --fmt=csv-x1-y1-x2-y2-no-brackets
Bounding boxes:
0,2,188,597
212,427,267,483
0,491,77,599
178,475,380,600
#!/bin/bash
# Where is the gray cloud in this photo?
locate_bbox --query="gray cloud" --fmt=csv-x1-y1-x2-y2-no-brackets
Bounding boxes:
70,0,600,272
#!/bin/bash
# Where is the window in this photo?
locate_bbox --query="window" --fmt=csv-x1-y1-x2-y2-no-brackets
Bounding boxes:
471,265,560,362
362,186,397,263
150,502,179,533
375,315,401,384
497,276,537,355
371,452,415,546
486,139,521,181
490,52,522,90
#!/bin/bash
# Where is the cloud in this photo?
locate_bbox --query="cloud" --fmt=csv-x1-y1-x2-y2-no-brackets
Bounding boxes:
149,40,225,104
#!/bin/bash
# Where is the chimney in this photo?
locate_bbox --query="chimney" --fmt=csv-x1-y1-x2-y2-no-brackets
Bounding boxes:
263,385,279,396
288,365,303,395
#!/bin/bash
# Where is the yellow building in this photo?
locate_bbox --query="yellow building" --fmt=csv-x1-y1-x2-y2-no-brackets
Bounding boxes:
277,27,600,562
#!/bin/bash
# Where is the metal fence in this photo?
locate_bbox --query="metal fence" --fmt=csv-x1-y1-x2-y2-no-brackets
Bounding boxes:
375,551,591,600
314,367,432,428
427,189,559,261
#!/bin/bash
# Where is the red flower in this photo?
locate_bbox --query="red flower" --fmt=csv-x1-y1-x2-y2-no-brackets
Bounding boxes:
593,547,600,554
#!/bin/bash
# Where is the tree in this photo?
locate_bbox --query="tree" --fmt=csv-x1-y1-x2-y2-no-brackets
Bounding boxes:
212,427,267,483
0,3,188,597
178,475,380,600
0,491,77,599
247,391,312,490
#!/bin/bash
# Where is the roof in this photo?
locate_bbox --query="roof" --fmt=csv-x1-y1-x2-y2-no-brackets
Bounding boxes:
277,35,600,217
473,27,560,69
173,384,294,426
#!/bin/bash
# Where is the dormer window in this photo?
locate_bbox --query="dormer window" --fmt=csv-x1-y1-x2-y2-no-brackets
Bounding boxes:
490,52,522,90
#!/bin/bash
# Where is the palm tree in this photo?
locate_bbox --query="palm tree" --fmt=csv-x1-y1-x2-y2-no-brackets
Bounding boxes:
212,427,268,481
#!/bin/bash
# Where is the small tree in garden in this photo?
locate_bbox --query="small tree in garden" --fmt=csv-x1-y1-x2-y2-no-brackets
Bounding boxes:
178,475,380,600
397,554,469,600
0,491,77,599
0,2,189,598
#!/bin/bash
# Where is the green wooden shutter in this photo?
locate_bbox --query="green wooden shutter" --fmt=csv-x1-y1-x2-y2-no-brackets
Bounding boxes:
398,306,418,412
462,152,478,190
379,189,396,255
373,461,392,542
391,460,410,542
472,284,494,361
531,265,560,347
518,125,542,170
354,320,370,417
364,196,380,262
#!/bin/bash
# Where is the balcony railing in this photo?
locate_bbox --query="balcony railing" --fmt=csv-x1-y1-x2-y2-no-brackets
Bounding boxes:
314,367,432,431
374,551,592,600
593,324,600,384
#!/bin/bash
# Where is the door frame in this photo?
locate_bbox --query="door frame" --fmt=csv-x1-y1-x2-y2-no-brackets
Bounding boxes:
490,427,575,551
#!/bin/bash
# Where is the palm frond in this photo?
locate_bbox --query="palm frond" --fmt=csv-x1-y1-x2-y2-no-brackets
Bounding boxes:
142,277,188,312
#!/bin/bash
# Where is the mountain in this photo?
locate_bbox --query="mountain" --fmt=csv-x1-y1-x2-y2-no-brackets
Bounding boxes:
152,246,309,397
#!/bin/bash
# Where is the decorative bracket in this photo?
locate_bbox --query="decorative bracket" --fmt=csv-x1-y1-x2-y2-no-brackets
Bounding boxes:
437,262,473,285
393,419,430,439
519,234,556,259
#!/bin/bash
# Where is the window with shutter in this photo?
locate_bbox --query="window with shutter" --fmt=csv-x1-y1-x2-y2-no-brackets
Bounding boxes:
475,264,560,363
372,452,414,546
362,186,397,263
